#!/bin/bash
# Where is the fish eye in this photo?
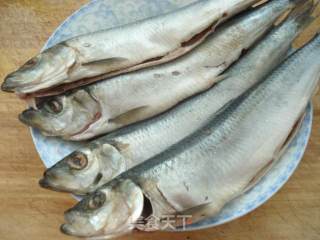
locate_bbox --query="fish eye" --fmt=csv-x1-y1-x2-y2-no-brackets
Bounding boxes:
44,99,63,114
67,152,88,170
23,57,38,68
88,192,106,210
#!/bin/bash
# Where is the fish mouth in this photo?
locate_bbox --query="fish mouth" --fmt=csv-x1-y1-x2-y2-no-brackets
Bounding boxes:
38,171,68,192
38,177,68,193
60,224,88,238
39,178,51,189
2,71,20,92
60,224,72,236
61,210,103,238
2,70,40,93
60,223,101,238
1,77,15,92
18,108,48,131
39,166,85,194
18,109,40,127
39,176,89,195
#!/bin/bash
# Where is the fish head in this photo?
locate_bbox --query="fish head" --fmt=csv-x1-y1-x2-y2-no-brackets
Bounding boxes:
18,89,101,137
39,143,127,194
61,179,144,238
2,44,76,93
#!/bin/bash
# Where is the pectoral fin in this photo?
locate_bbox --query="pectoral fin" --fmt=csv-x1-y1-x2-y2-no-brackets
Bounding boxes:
173,202,223,228
109,106,150,126
82,57,128,66
213,73,229,84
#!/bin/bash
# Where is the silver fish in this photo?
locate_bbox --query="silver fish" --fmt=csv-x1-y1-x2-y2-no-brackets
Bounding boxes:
19,0,295,140
2,0,261,96
38,0,312,195
60,34,320,239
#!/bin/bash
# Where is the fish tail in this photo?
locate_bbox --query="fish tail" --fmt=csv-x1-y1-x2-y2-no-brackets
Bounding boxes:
312,0,320,17
287,0,315,27
289,0,312,7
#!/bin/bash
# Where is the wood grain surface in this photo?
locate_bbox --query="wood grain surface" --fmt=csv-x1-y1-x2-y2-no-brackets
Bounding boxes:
0,1,319,240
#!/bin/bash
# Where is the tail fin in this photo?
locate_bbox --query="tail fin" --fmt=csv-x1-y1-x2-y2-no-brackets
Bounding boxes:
291,0,320,49
312,0,320,17
282,0,315,56
288,0,314,24
274,0,313,26
290,0,313,7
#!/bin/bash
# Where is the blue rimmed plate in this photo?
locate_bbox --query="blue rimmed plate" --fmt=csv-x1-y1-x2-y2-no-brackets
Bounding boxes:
31,0,313,231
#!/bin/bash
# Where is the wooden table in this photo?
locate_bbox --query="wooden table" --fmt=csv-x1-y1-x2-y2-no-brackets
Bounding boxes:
0,1,319,239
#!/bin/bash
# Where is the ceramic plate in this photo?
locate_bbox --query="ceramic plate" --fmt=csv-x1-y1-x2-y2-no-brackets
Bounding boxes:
31,0,313,231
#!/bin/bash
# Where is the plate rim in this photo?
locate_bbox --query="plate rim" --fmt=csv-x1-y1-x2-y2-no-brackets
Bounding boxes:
29,0,314,231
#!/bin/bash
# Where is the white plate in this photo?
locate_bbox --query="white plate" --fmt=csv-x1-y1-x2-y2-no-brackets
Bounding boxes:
31,0,313,230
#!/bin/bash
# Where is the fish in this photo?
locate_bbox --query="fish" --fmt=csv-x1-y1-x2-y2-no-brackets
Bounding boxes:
18,0,297,140
1,0,262,97
38,0,313,195
60,34,320,239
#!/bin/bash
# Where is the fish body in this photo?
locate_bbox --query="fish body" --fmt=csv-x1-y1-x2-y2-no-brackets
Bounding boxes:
61,34,320,238
19,0,299,140
39,0,312,195
2,0,261,96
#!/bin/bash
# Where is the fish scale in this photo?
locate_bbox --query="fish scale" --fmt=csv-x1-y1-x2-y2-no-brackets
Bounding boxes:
2,0,261,96
132,34,320,220
19,0,296,140
75,0,291,140
109,0,311,169
61,24,320,240
40,0,313,196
